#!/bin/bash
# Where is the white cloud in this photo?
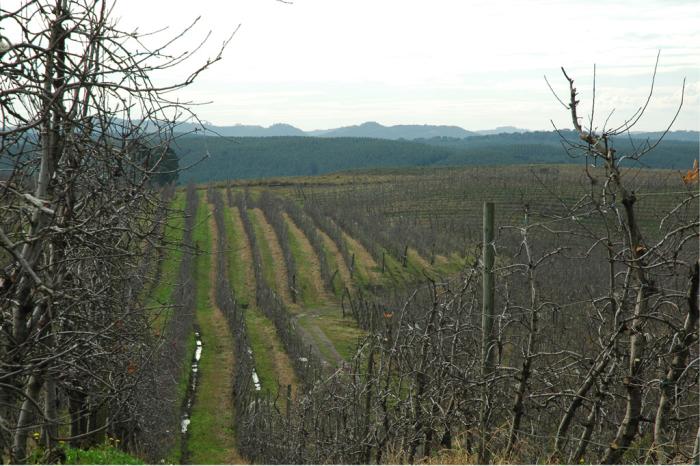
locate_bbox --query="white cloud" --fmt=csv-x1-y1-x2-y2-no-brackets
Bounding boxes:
5,0,697,130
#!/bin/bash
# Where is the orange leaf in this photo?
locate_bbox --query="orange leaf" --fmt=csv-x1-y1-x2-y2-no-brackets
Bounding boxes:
682,159,699,185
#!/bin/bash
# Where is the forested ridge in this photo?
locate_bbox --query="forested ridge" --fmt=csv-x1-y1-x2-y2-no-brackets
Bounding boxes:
175,131,699,183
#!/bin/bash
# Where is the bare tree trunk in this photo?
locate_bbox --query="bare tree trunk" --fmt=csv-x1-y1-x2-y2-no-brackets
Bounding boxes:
552,323,624,460
506,212,538,458
571,400,598,463
505,319,535,457
69,391,86,447
652,261,699,463
552,241,626,461
11,375,44,464
601,286,648,464
362,349,375,464
409,301,439,464
42,378,58,451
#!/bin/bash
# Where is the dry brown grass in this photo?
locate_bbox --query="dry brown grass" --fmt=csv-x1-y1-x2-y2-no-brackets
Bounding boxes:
250,208,294,307
317,228,353,293
250,310,298,396
407,247,432,271
282,212,330,304
229,207,257,306
228,207,297,403
341,230,380,283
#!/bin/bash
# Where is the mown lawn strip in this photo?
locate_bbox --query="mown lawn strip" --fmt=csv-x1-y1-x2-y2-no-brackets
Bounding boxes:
187,199,243,464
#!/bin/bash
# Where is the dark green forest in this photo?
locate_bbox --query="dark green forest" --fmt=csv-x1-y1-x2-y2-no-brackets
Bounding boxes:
175,130,699,184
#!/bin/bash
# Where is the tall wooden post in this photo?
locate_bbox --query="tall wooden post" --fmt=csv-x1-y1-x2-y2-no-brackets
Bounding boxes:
479,201,495,463
286,384,292,421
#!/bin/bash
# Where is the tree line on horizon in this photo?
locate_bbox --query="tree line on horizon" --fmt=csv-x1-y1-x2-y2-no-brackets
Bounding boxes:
173,131,699,184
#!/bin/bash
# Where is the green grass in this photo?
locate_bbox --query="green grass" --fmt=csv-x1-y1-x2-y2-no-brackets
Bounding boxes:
149,192,193,464
249,209,278,292
380,249,415,285
192,197,212,312
244,309,284,394
343,245,373,289
322,245,344,297
225,200,296,398
66,445,143,465
222,203,277,391
148,192,186,331
222,202,252,307
314,310,364,361
280,221,365,363
284,221,322,307
296,314,338,363
188,336,237,464
321,322,363,361
163,330,197,464
186,197,240,464
177,332,197,400
295,307,364,363
29,440,143,465
164,193,208,463
432,252,468,276
317,231,351,298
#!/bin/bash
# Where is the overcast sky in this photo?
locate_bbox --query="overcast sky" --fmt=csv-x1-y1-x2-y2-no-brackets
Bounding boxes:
50,1,700,130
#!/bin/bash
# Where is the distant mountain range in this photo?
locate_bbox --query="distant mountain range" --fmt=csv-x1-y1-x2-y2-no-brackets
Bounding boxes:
306,121,479,139
172,122,306,137
172,121,697,142
172,121,534,139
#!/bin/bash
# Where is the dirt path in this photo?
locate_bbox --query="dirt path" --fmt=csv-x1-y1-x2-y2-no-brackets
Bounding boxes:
280,215,353,366
282,212,330,304
300,312,345,366
188,213,244,464
250,208,294,306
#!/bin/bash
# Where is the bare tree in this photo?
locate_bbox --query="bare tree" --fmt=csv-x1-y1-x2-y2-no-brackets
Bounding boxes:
548,56,698,464
0,0,228,462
